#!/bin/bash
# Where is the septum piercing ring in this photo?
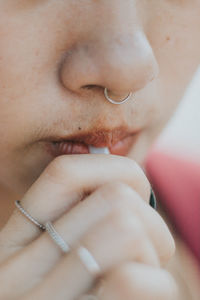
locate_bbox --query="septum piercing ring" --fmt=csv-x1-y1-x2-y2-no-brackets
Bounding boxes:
104,87,133,105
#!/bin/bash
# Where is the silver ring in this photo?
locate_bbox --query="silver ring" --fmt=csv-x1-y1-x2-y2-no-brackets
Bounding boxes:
104,88,133,105
45,221,70,253
77,246,101,276
15,200,46,231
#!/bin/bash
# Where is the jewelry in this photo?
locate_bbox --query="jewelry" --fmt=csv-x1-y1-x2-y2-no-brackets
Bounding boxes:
104,87,132,105
149,188,157,210
15,200,46,231
45,221,71,253
77,246,101,276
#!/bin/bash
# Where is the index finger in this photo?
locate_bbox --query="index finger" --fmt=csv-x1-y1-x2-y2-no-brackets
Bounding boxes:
0,154,151,258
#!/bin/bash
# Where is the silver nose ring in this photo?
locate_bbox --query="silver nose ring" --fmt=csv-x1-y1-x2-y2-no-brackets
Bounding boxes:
104,88,133,105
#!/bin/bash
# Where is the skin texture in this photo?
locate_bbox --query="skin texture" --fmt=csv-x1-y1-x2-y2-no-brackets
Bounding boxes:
0,0,200,299
0,0,200,198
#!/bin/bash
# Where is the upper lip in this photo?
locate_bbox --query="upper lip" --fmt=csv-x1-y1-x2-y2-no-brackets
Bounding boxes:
48,127,141,148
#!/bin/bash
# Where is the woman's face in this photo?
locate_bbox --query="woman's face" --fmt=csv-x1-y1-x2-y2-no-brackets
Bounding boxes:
0,0,200,197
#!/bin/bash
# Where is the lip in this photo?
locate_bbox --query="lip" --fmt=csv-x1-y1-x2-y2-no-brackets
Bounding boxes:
44,129,141,157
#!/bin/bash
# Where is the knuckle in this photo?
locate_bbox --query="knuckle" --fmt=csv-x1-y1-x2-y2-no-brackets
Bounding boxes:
106,181,134,198
147,212,176,265
45,155,67,176
43,155,76,184
110,263,133,283
105,264,132,295
109,208,145,244
106,265,178,300
113,182,135,199
125,158,151,200
50,154,69,168
100,181,135,208
162,239,176,265
159,225,176,264
168,238,176,260
157,269,179,298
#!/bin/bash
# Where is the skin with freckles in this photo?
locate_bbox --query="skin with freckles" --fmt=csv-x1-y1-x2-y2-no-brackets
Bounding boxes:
0,0,200,299
0,0,200,197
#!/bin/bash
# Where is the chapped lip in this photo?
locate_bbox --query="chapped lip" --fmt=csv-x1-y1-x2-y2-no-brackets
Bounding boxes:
43,127,142,156
48,127,142,148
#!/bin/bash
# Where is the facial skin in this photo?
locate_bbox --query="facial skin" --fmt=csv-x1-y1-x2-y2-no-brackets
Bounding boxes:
0,0,200,200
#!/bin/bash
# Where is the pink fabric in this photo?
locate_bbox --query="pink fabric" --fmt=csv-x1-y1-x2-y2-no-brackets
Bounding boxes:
145,150,200,264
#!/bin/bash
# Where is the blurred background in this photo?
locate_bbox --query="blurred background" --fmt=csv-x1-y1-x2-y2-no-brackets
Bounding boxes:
153,66,200,162
146,65,200,263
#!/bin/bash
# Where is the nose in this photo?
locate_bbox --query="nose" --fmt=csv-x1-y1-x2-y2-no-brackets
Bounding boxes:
59,8,159,98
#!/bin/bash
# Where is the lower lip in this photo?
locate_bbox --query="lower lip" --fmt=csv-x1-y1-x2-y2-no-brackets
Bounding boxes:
45,133,140,157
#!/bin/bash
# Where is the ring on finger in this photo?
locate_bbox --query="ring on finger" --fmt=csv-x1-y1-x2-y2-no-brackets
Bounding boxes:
77,246,101,277
45,221,71,254
15,200,46,231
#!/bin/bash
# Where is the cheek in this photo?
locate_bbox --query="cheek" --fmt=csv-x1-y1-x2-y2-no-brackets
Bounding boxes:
0,2,80,148
143,1,200,125
0,0,200,195
0,15,47,100
0,1,78,101
146,1,200,87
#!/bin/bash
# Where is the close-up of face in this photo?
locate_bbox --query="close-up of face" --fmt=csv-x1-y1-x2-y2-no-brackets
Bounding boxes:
0,0,200,199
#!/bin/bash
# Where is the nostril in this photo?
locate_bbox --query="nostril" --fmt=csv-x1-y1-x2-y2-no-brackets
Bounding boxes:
83,84,97,90
83,84,105,90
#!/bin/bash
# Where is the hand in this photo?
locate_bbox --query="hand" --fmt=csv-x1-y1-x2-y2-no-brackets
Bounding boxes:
0,154,177,299
82,262,178,300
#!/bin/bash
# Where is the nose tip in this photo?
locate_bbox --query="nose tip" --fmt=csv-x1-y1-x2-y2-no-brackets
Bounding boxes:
60,30,159,97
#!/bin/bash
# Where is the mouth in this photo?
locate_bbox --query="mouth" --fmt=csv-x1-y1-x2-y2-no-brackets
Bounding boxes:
44,128,142,157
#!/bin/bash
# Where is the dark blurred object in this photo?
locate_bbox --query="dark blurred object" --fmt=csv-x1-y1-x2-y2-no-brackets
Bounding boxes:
149,188,157,210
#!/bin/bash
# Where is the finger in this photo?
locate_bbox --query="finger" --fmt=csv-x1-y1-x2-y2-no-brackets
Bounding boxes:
0,154,150,256
96,263,179,300
22,210,159,300
0,182,174,298
0,184,159,299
